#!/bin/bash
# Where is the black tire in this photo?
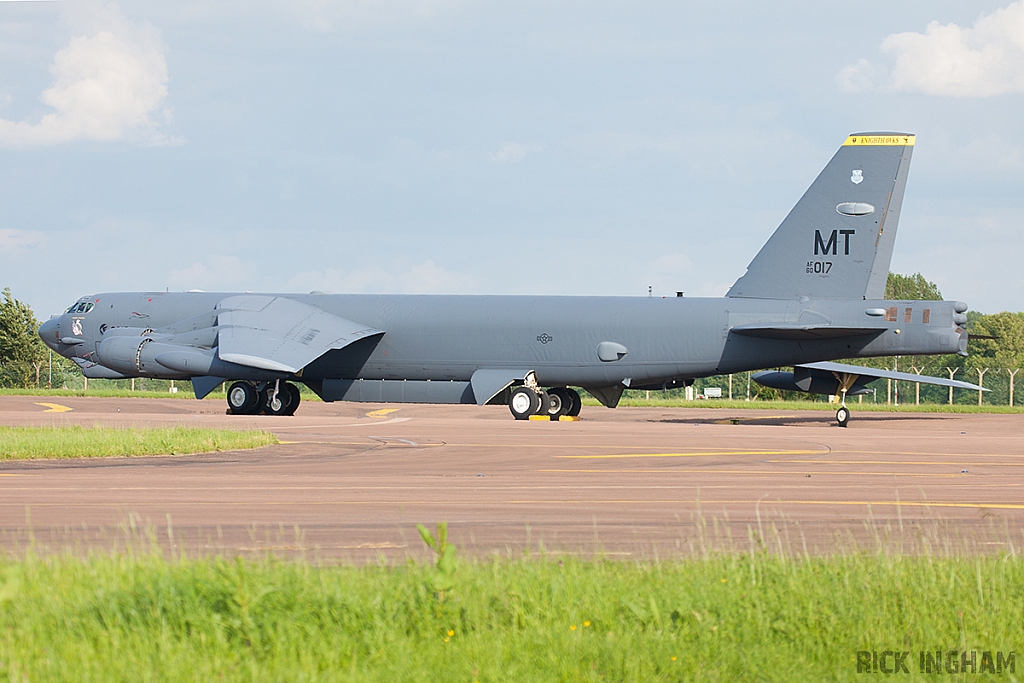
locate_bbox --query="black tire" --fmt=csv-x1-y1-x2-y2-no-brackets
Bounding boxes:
836,406,850,428
565,388,582,417
509,386,541,420
536,390,550,419
546,388,571,417
227,381,258,415
283,383,301,416
265,382,297,416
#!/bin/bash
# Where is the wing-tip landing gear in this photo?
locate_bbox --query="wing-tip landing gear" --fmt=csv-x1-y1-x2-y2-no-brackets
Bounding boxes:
509,386,581,420
836,405,850,428
835,388,850,427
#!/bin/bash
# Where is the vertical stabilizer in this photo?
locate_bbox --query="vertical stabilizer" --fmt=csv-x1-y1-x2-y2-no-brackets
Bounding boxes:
727,133,914,300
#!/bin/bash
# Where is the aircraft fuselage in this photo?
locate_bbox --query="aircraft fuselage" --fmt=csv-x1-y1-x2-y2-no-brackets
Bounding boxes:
41,291,966,391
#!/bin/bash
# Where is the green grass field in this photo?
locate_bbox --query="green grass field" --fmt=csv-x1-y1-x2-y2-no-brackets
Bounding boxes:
0,551,1020,681
0,426,277,460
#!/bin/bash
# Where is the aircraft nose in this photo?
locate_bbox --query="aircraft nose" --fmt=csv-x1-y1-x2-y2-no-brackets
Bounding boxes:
38,317,61,351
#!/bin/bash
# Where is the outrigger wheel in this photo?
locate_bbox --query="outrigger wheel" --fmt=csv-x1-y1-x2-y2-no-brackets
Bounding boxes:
836,405,850,428
835,382,854,428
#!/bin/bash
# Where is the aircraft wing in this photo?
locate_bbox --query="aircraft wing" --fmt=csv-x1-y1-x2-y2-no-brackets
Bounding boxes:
216,295,383,374
799,361,987,391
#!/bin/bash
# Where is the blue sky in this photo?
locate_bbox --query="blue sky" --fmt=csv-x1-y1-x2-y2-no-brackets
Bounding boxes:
1,0,1022,317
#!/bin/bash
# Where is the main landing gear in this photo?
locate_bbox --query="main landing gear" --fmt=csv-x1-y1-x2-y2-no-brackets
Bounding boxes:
508,386,582,420
227,380,301,416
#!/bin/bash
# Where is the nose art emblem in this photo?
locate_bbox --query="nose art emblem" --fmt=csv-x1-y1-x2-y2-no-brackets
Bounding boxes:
71,319,83,336
850,169,863,184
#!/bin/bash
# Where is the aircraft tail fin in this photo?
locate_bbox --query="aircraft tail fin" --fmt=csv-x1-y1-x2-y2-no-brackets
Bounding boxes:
726,133,915,300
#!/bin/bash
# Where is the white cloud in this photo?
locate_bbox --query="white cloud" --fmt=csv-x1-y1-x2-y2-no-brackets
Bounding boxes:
287,260,474,294
491,142,542,163
840,1,1024,97
0,229,45,253
0,5,177,147
836,58,875,93
166,256,257,291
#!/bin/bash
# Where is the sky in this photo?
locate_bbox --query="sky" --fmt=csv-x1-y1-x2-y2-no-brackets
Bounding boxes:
1,0,1023,318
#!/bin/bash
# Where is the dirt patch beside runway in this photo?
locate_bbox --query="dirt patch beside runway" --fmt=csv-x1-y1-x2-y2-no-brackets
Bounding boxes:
1,395,1021,560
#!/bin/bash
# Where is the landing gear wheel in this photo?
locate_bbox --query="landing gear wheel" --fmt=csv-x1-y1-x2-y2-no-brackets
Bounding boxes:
546,388,570,417
536,390,550,419
565,388,582,417
836,406,850,428
227,382,258,415
509,386,541,420
283,383,301,416
264,381,298,416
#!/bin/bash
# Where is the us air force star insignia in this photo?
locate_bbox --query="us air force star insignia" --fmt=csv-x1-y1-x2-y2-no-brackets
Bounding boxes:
536,333,553,344
851,169,864,184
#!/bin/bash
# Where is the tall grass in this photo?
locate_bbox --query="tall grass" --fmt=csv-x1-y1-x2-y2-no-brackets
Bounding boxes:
0,550,1021,681
0,426,277,460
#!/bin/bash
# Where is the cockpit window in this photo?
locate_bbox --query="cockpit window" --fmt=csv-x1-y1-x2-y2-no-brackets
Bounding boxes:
68,302,94,314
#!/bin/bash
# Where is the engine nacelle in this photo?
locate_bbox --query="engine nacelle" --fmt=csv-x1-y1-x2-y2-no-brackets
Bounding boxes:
97,335,288,380
753,367,872,396
96,337,190,378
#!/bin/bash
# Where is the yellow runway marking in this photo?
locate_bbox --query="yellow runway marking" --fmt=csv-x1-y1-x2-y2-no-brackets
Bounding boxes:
775,459,1024,467
496,500,1024,510
34,402,72,413
1,499,1020,510
365,408,401,418
560,449,828,459
829,450,1024,459
440,442,821,451
539,469,977,478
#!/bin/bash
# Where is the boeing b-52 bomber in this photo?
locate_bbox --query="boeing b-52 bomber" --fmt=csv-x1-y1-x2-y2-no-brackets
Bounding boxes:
41,132,985,426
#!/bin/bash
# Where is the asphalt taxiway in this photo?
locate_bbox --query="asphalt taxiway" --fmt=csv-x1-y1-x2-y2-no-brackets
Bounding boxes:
1,395,1021,559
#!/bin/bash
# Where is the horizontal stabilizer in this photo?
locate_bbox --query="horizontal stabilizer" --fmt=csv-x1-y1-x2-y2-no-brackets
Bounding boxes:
731,324,887,340
799,361,987,391
216,295,384,374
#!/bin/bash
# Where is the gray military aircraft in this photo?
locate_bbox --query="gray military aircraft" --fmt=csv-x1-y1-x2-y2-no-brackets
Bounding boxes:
40,132,985,426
